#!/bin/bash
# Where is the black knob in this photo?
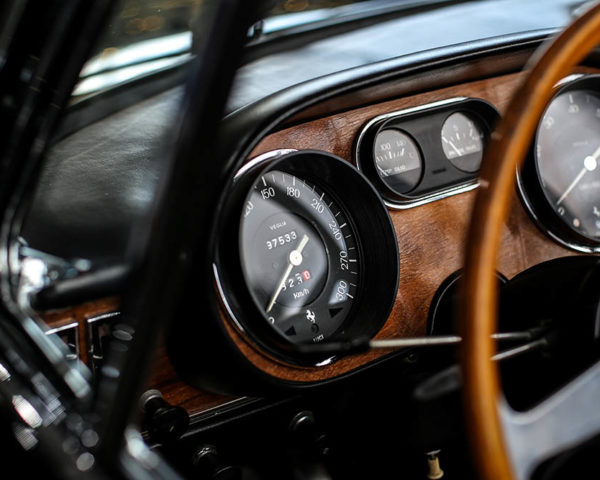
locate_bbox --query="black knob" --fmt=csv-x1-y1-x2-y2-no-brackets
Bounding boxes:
192,445,242,480
140,390,189,444
289,411,329,458
289,411,317,441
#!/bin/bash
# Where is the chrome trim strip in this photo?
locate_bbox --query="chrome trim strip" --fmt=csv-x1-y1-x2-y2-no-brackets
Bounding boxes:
86,311,121,325
45,322,78,336
554,73,584,88
234,149,297,180
384,181,479,210
213,262,245,334
186,397,254,427
357,97,467,136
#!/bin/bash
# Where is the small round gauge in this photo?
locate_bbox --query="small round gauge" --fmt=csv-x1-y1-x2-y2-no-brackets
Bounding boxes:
240,170,359,345
373,129,423,194
440,112,484,172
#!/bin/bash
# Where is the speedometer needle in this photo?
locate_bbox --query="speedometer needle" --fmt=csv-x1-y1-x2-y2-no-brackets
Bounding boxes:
266,234,309,313
556,144,600,206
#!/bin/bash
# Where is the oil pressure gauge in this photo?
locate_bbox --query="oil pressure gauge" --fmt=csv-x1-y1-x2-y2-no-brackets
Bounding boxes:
440,112,485,172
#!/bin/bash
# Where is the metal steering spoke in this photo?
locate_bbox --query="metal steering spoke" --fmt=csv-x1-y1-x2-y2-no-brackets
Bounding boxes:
501,360,600,480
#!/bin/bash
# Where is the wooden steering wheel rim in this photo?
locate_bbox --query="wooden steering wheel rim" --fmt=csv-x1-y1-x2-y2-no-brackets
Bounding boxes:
460,4,600,479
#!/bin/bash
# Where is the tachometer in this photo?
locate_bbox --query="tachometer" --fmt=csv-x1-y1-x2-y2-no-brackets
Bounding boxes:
536,89,600,240
518,75,600,252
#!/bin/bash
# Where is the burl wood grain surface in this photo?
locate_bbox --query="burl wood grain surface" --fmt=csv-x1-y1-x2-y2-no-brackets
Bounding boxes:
222,70,589,382
42,68,596,413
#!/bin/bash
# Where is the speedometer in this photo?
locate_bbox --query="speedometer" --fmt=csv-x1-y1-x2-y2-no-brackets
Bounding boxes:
240,170,359,344
216,150,399,365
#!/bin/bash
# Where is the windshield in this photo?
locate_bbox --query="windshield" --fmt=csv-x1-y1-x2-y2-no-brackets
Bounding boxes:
94,0,384,52
74,0,590,100
75,0,464,96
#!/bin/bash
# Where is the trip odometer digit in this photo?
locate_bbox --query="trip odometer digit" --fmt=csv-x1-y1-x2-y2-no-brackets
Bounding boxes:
240,170,359,344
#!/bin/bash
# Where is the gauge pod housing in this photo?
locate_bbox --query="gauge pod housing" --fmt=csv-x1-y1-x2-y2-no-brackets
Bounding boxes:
215,150,399,367
355,97,499,209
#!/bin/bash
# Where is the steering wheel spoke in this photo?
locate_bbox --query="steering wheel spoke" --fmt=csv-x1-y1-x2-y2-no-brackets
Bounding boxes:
501,360,600,479
460,4,600,479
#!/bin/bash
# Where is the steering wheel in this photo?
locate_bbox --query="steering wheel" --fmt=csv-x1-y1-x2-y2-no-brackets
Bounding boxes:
461,4,600,479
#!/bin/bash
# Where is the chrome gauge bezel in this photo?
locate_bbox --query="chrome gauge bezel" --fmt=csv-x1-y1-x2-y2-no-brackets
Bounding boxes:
354,97,499,209
517,75,600,253
214,150,400,366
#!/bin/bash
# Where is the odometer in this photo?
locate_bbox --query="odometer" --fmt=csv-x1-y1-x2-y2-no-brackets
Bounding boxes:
240,170,359,344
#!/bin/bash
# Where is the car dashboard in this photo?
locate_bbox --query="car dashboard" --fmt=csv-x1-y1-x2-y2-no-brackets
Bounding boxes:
8,2,600,478
27,40,598,403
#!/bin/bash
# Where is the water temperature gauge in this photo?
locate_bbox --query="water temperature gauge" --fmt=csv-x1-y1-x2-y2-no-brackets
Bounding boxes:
440,112,485,173
373,129,423,194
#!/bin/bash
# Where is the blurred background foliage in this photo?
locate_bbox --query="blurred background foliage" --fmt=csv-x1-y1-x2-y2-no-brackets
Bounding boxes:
98,0,361,52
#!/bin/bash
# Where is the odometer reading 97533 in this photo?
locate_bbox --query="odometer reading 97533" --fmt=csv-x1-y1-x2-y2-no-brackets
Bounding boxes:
240,170,359,344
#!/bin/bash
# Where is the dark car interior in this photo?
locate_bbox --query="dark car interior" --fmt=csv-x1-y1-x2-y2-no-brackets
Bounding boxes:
2,1,600,479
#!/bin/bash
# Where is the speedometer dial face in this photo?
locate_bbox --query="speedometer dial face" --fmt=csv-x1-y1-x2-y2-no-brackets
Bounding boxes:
535,89,600,242
240,170,359,345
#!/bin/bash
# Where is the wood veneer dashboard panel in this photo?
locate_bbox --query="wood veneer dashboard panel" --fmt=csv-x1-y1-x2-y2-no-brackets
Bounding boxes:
220,68,598,382
41,67,599,414
40,298,233,416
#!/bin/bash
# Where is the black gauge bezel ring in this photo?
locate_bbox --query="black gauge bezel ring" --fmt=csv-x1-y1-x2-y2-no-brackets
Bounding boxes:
215,150,400,366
